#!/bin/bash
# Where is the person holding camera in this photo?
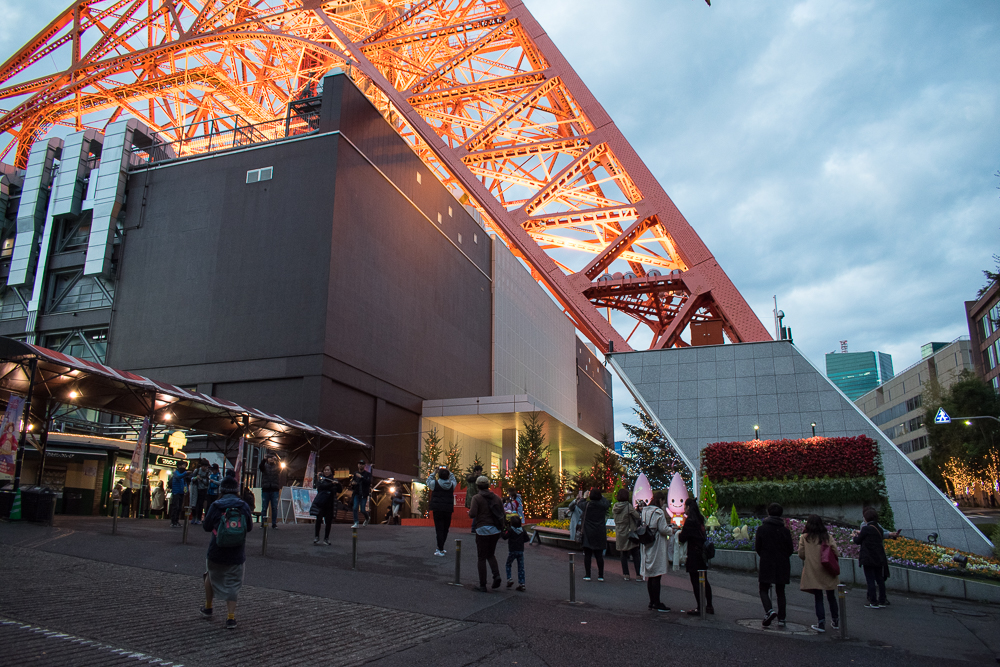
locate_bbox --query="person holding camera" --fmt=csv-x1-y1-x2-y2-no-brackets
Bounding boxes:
258,454,282,529
312,465,342,545
428,465,456,556
351,459,372,528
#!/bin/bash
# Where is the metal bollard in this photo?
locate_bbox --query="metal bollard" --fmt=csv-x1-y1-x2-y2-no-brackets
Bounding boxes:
699,570,707,619
837,584,848,639
261,522,268,556
111,501,119,535
182,508,189,544
450,539,462,586
352,527,358,570
569,553,577,603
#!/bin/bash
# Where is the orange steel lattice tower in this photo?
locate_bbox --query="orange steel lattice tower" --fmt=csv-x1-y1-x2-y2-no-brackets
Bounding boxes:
0,0,771,353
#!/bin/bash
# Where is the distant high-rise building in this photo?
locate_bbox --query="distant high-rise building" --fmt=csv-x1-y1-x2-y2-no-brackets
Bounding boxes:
825,351,894,400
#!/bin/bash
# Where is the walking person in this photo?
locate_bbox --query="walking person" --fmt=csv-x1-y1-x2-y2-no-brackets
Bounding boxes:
428,466,456,556
640,491,673,612
121,484,133,519
503,514,529,591
311,465,342,545
799,514,840,632
258,454,282,529
613,488,643,581
468,475,504,592
390,486,405,524
151,480,166,519
192,460,210,525
200,472,252,630
350,459,372,528
575,488,610,581
755,503,793,628
678,497,714,615
853,508,888,609
169,460,190,527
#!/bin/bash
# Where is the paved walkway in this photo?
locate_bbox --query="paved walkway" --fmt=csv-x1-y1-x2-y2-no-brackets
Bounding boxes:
0,516,998,666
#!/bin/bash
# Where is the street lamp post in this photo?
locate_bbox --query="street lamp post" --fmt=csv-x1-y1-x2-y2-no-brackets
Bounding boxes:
753,425,760,441
811,422,817,438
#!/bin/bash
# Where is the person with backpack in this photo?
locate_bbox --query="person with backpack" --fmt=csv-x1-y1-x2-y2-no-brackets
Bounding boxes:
639,491,673,612
613,488,643,582
799,514,840,632
468,475,504,592
679,497,714,615
311,465,342,545
502,514,529,591
168,461,191,527
853,507,889,609
574,488,610,581
755,503,794,628
428,466,456,556
201,471,252,630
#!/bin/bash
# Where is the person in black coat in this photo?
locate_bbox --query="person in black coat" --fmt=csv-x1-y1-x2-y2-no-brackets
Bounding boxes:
754,503,794,626
853,507,889,608
311,465,342,545
569,488,610,581
428,466,456,556
678,497,714,615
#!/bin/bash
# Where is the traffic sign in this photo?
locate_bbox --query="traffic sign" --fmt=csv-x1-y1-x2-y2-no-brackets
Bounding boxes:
934,408,951,424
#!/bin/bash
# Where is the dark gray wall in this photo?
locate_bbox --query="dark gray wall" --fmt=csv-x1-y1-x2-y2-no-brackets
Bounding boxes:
109,78,493,475
576,340,614,441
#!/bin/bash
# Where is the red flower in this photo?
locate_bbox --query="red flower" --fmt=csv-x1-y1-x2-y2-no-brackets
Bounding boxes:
702,436,877,481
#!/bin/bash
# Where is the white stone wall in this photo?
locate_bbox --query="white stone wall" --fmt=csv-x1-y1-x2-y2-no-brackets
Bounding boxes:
491,241,576,427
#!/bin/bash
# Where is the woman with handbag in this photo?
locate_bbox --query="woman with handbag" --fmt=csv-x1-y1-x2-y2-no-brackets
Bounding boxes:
639,491,673,611
798,514,840,632
311,465,342,545
613,488,643,581
678,497,713,615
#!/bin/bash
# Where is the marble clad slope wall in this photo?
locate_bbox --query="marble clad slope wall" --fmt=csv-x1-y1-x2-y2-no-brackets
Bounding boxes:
610,341,993,556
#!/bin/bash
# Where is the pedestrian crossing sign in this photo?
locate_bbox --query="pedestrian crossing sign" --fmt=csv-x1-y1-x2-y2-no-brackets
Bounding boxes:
934,408,951,424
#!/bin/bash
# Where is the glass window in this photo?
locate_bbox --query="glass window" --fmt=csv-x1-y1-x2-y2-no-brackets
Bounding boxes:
47,274,112,313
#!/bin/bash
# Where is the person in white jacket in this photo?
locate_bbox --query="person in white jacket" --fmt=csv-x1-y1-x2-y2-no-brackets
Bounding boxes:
640,491,674,612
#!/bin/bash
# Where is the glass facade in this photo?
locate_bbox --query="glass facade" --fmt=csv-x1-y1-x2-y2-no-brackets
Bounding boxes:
825,350,894,401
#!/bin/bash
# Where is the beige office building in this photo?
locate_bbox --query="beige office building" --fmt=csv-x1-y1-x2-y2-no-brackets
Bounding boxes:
855,339,974,461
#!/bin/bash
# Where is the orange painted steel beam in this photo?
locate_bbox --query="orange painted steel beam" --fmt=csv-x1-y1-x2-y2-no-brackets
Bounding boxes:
0,0,770,352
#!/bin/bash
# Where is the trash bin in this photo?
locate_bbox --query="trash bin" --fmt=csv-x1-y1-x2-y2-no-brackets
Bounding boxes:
19,486,39,520
0,490,14,518
19,487,56,524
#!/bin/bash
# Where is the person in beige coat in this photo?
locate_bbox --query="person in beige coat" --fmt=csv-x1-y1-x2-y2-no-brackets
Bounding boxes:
640,491,674,612
798,514,840,633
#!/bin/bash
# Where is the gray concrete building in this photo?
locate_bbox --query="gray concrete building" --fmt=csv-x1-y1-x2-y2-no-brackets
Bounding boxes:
854,338,974,462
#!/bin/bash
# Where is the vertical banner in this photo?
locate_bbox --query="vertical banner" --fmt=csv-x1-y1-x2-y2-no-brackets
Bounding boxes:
0,395,27,480
126,418,150,489
234,435,244,481
303,451,316,489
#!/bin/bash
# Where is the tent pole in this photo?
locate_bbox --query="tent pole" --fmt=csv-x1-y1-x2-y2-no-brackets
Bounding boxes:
12,358,38,492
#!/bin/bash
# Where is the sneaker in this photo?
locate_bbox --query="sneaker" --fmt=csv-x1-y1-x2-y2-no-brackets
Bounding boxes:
830,619,840,630
623,575,630,581
706,606,715,615
476,585,488,593
363,518,370,526
225,618,237,630
652,604,670,612
324,540,331,546
507,579,514,588
492,576,502,589
636,577,644,583
598,577,604,582
879,599,889,606
810,623,825,633
778,620,786,628
314,538,320,545
199,607,213,617
763,609,777,627
583,576,592,581
864,603,880,609
686,609,701,616
433,550,443,557
351,522,359,528
271,525,278,530
516,585,525,592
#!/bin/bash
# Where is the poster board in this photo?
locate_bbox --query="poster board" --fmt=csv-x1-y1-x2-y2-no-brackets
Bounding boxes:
290,487,317,521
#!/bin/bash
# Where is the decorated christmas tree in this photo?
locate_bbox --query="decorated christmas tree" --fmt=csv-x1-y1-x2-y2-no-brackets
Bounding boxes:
511,412,559,518
699,475,719,520
589,433,623,492
621,408,692,490
444,441,462,479
463,453,484,489
418,428,445,515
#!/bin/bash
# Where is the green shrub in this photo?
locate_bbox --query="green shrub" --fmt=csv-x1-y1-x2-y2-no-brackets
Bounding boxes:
729,504,739,527
715,476,883,510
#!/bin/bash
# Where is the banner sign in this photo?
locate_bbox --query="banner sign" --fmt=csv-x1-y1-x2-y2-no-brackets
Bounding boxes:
0,395,26,479
290,487,317,520
303,452,316,489
234,435,244,480
125,417,150,489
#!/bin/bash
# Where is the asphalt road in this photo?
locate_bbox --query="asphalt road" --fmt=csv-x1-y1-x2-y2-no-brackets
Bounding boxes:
1,517,997,666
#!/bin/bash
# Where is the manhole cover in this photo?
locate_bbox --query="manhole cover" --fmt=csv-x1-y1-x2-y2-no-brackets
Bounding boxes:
736,619,811,634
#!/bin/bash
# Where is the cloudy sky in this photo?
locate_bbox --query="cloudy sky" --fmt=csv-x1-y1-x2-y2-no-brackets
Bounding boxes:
1,1,998,442
519,0,1000,439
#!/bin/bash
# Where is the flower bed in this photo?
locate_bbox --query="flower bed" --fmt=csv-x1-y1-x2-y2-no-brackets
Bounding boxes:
709,518,1000,581
536,518,615,540
703,436,877,481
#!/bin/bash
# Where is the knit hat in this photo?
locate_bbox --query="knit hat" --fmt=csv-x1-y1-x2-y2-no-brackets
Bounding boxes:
476,475,489,489
220,471,239,495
